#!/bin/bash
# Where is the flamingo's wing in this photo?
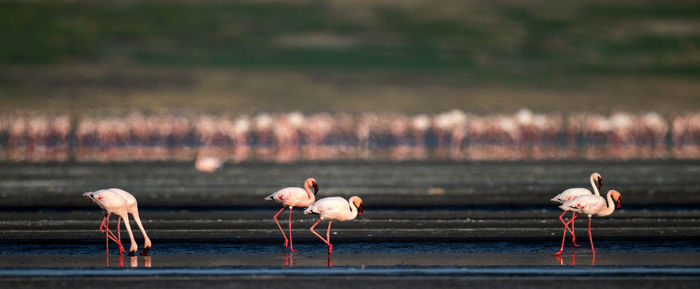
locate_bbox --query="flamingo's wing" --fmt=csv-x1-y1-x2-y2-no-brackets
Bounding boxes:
305,197,347,215
266,187,305,202
561,195,605,213
551,188,592,203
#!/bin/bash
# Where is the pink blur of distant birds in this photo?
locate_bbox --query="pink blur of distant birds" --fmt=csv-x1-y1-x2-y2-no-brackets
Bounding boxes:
304,196,364,254
83,188,152,256
265,178,319,251
551,172,603,247
195,152,222,173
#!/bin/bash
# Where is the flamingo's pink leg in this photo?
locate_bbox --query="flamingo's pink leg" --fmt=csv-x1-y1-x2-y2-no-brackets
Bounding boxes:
588,216,596,256
310,218,333,253
100,214,120,245
99,214,109,232
272,207,289,248
100,214,110,257
326,220,333,254
101,214,118,242
105,222,109,258
104,216,125,254
558,211,575,236
570,212,582,247
117,217,121,241
288,207,297,252
555,217,574,256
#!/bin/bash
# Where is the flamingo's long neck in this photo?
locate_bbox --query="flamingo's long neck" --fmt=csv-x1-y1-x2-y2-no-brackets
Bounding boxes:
121,213,138,252
132,212,151,248
590,175,600,196
347,198,358,220
597,192,616,216
303,181,315,203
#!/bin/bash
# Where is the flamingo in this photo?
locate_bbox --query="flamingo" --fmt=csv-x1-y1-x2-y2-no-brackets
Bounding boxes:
304,196,364,254
555,189,622,256
264,178,319,251
83,188,152,256
195,152,222,172
551,172,603,246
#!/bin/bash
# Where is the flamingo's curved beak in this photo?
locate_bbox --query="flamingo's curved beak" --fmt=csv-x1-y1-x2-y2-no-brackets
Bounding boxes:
615,197,622,209
598,178,603,190
82,192,93,199
357,203,364,216
312,182,319,194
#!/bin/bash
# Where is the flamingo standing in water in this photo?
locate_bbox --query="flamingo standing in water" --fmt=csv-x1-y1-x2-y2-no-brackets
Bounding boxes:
83,188,152,256
556,189,622,256
304,196,364,254
264,178,319,251
551,172,603,246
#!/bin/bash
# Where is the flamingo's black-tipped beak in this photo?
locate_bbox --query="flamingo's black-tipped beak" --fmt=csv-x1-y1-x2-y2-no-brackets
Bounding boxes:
357,203,364,216
140,247,150,256
598,178,604,190
616,197,622,209
313,182,319,194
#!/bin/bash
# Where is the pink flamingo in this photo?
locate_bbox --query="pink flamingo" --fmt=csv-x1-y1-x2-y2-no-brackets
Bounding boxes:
556,189,622,256
304,196,364,254
83,188,152,256
551,172,603,246
264,178,319,251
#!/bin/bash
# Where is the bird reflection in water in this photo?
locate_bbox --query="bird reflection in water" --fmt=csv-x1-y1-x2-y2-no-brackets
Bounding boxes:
284,252,294,267
555,253,595,266
105,254,124,267
105,255,151,268
281,252,332,267
129,256,152,268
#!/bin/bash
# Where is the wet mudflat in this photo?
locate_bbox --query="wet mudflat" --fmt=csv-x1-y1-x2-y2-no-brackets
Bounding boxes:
0,160,699,288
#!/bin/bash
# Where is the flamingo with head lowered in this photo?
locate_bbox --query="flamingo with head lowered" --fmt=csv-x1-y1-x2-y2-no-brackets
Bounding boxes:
265,178,319,251
83,188,152,256
551,172,602,246
304,196,364,254
556,189,622,256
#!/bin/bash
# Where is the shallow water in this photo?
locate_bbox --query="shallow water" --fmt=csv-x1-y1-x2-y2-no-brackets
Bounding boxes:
1,160,699,288
2,240,699,256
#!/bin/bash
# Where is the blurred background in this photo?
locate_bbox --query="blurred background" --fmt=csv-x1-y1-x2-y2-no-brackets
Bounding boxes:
0,0,699,162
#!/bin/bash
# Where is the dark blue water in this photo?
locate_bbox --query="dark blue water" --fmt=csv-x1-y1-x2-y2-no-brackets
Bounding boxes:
2,266,700,277
2,240,698,255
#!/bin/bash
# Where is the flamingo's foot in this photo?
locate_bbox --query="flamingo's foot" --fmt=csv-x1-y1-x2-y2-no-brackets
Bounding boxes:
128,250,136,256
289,247,297,252
554,250,563,256
572,242,582,247
283,239,289,248
140,247,150,256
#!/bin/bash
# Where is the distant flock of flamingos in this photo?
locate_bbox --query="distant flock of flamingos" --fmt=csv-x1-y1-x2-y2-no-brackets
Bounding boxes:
1,109,699,163
84,172,617,258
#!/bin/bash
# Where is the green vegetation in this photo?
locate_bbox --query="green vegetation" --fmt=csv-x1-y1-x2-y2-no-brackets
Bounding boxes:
0,0,699,113
2,0,699,73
